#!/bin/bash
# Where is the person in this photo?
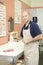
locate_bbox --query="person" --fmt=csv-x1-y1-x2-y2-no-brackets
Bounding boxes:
20,11,43,65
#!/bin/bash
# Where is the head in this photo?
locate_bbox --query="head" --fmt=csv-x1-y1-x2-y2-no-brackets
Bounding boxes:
22,11,31,24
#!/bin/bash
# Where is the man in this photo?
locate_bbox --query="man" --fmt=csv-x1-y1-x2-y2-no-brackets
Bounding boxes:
20,11,43,65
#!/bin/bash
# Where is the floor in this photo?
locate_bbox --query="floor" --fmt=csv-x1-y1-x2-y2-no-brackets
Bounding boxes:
0,51,43,65
0,59,24,65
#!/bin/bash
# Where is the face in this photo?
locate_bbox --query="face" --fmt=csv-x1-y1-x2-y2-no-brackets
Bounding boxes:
22,11,31,23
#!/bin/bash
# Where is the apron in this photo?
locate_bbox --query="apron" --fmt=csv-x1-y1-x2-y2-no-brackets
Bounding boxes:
23,26,39,65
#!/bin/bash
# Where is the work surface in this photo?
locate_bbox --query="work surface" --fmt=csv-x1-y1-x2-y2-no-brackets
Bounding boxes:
0,40,24,56
0,40,24,65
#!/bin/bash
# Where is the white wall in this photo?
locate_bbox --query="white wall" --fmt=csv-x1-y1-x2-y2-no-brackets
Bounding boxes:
29,8,43,33
37,8,43,33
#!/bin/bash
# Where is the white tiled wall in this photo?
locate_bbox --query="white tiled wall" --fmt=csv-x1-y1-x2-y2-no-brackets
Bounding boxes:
30,8,43,33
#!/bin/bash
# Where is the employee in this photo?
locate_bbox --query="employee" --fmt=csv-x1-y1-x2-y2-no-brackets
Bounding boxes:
20,11,43,65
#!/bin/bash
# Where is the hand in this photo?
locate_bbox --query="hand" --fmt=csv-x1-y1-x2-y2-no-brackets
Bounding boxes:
22,38,29,44
22,38,33,44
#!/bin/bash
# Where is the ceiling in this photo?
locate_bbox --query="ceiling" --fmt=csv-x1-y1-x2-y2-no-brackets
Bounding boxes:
21,0,43,7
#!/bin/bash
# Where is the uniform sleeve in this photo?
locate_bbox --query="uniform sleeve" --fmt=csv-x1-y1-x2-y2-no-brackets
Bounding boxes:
33,23,42,36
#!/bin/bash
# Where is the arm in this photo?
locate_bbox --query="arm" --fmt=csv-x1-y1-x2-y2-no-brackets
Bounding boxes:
29,34,43,43
28,23,43,43
23,23,43,44
22,34,43,44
